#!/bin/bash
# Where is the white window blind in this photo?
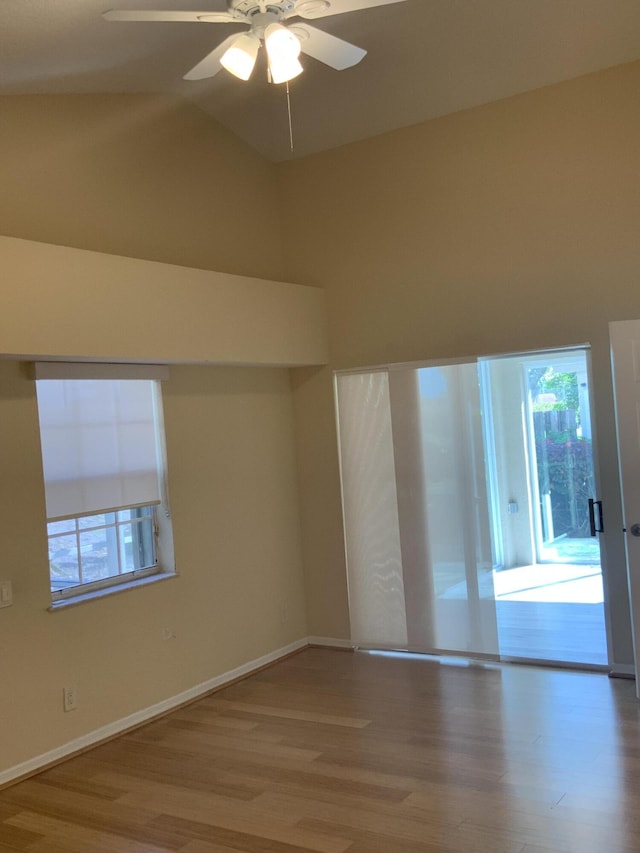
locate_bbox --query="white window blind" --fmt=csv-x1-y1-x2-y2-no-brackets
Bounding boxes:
35,365,168,521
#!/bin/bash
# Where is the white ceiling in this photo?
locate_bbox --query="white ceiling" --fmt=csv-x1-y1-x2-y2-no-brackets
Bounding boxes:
2,0,640,161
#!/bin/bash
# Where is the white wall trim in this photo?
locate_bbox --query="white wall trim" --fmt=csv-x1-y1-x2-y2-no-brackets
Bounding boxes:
0,637,308,788
3,637,620,787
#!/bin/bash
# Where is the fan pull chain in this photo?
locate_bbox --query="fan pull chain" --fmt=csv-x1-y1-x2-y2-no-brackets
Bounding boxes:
286,81,295,154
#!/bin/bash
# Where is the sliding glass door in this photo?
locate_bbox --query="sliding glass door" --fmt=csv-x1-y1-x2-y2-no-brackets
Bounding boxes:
336,346,608,667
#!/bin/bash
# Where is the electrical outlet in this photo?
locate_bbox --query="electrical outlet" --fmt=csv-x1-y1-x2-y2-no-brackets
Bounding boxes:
63,686,78,712
0,580,12,608
278,604,288,624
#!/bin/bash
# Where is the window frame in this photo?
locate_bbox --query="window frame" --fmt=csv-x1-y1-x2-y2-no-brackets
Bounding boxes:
49,504,161,603
35,362,175,607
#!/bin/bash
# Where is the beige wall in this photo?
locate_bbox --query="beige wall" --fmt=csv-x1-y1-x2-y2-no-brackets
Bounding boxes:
3,59,640,776
279,61,640,664
0,94,283,280
0,236,327,366
487,358,536,570
0,95,309,778
0,360,307,772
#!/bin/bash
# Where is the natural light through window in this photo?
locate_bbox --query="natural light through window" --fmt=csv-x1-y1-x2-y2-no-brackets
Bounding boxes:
35,363,174,604
48,505,157,595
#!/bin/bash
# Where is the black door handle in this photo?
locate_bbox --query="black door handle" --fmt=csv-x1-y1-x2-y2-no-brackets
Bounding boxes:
588,499,604,535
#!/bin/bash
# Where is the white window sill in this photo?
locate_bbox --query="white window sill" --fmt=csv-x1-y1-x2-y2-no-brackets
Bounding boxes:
48,570,179,611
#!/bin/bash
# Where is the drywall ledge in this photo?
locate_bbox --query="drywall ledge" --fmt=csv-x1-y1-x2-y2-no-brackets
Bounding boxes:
0,236,328,366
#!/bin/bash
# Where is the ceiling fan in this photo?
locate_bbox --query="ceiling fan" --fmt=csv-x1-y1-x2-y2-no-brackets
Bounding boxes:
104,0,408,84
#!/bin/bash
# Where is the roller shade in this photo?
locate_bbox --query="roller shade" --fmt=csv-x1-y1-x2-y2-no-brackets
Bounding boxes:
36,376,164,521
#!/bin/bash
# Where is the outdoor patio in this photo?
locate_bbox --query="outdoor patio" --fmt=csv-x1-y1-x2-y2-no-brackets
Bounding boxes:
494,554,607,665
440,536,608,666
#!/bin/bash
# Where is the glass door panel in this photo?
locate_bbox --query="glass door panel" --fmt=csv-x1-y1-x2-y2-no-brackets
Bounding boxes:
480,348,607,666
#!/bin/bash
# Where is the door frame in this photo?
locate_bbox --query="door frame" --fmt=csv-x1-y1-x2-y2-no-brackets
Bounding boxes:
609,321,640,691
520,350,598,565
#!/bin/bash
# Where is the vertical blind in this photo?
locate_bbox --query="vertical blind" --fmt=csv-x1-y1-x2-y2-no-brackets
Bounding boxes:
35,365,168,521
336,371,408,648
335,362,499,658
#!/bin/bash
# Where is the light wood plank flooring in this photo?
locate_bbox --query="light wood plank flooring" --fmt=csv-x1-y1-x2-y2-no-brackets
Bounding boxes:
496,600,608,665
2,648,640,852
493,562,608,666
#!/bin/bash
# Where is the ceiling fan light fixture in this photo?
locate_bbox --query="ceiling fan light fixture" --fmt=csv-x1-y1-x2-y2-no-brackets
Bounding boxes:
265,22,303,84
268,54,303,84
220,32,260,81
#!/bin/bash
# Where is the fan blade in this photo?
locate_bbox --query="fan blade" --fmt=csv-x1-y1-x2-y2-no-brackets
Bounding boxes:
183,35,239,80
292,0,407,20
103,10,239,23
293,24,366,70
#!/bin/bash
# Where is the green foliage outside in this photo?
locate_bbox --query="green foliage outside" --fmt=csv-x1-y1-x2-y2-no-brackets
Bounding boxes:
528,367,594,539
529,367,580,426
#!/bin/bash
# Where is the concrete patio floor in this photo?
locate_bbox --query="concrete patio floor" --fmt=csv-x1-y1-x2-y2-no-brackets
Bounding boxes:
494,563,604,604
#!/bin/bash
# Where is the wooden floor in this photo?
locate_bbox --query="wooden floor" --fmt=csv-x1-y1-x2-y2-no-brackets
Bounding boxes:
2,648,640,852
496,600,608,665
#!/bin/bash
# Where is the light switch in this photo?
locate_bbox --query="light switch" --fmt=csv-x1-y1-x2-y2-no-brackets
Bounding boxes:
0,580,13,608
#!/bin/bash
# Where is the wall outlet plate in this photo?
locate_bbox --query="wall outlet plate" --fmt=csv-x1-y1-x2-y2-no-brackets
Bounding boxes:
63,686,78,712
0,580,12,608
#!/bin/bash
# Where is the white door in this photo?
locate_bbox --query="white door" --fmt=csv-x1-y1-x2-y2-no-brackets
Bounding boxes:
610,320,640,693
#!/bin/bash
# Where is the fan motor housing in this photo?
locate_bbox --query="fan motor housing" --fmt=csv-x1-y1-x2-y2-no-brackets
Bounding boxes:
230,1,296,17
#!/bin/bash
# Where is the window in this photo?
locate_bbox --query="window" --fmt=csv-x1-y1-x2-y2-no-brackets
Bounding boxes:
48,506,157,594
35,363,174,603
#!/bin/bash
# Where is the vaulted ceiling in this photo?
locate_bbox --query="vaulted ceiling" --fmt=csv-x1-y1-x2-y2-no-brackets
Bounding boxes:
3,0,640,161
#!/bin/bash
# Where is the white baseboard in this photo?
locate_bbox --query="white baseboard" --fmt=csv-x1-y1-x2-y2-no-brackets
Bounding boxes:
3,637,623,787
0,637,308,788
307,635,354,649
